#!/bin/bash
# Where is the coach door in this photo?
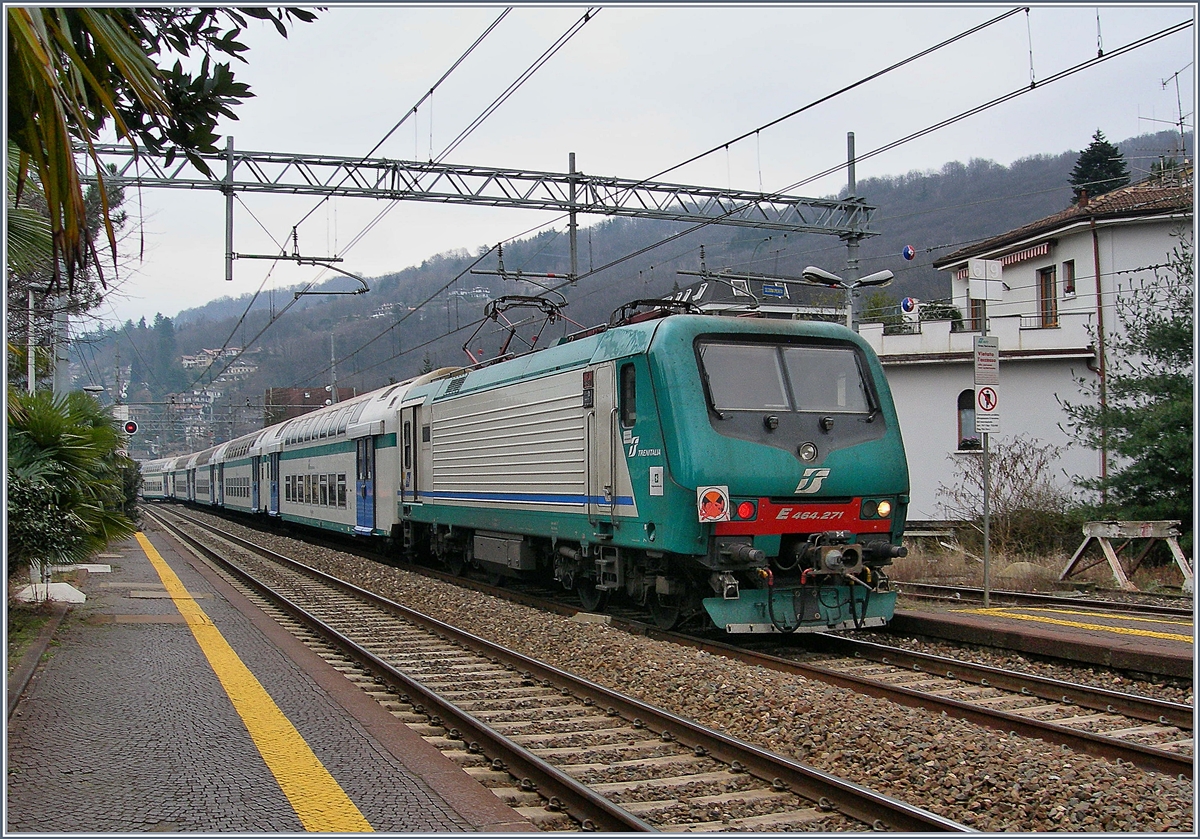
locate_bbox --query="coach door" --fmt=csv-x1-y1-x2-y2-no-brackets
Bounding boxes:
267,452,280,516
586,364,616,524
216,463,225,506
251,455,261,510
355,437,376,533
400,405,420,505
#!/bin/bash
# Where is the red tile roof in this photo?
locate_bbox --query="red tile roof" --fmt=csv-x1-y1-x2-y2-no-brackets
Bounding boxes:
933,169,1194,269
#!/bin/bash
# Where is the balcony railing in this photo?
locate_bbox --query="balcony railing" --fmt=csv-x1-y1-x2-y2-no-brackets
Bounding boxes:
859,310,1093,357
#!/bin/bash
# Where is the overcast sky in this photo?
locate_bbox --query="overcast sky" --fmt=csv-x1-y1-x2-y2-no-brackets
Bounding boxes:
94,2,1195,329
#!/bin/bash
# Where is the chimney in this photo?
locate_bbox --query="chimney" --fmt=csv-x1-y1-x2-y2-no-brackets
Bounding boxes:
1078,188,1089,207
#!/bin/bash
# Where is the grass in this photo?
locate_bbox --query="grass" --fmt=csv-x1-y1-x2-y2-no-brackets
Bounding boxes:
889,539,1193,593
6,601,53,676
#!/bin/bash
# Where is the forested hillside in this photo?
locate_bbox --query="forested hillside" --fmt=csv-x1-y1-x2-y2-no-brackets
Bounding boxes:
74,130,1190,441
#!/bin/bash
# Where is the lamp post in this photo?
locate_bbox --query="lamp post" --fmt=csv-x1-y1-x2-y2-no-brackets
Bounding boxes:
799,266,894,329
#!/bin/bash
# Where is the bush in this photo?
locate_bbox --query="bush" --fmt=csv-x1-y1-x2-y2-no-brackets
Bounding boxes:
937,434,1083,556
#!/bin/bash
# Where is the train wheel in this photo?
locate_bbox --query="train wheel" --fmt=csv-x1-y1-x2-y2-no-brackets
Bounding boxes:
648,592,682,630
576,580,609,612
487,569,506,587
446,554,467,576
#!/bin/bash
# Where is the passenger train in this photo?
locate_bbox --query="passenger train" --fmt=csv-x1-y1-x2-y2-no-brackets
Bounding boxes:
140,304,909,633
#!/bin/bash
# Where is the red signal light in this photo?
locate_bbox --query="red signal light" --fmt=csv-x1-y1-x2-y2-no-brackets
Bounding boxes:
736,501,757,520
123,420,139,435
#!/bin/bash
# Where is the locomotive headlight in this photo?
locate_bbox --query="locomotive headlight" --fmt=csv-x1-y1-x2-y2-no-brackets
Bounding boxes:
797,442,819,462
736,501,757,520
861,498,893,519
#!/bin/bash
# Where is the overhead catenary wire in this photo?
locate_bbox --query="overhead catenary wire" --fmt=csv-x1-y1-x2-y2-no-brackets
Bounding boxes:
296,13,1192,391
622,7,1029,190
296,5,1022,385
775,19,1193,195
175,9,522,392
533,17,1193,300
198,14,1192,405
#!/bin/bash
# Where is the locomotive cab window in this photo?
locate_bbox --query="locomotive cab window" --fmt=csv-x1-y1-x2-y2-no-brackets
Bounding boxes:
782,346,871,413
619,363,637,427
698,340,874,415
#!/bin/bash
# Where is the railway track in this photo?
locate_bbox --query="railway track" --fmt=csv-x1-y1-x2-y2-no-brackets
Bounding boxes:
148,507,967,833
158,506,1193,780
893,581,1193,617
677,634,1194,780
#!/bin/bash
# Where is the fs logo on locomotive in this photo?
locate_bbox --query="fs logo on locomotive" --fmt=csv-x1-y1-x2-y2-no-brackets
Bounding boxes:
794,468,831,494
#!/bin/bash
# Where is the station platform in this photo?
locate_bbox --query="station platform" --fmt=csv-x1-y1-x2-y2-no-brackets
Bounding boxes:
890,603,1194,679
5,527,532,833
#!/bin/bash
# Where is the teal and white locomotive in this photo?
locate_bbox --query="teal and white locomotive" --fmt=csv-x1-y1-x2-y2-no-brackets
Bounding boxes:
141,305,909,634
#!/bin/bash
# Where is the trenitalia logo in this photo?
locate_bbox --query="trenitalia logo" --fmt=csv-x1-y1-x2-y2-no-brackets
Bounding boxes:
794,468,831,494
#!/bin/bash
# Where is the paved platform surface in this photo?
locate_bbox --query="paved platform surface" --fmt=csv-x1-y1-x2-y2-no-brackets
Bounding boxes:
6,525,532,833
892,604,1194,679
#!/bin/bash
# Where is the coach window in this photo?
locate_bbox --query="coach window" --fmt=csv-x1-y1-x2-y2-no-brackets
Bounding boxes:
957,389,979,451
620,364,637,427
403,420,412,470
337,474,347,508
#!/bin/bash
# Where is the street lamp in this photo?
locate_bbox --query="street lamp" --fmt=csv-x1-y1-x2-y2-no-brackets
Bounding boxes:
799,266,894,329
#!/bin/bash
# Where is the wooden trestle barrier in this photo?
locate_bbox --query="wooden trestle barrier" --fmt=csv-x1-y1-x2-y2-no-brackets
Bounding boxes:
1060,520,1194,594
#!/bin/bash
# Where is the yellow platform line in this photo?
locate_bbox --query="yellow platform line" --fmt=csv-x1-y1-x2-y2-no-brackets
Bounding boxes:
960,606,1194,643
135,532,373,832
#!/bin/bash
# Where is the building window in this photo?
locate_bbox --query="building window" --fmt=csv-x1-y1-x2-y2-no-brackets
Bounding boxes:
1038,265,1058,327
1062,259,1076,297
967,298,985,332
957,389,980,450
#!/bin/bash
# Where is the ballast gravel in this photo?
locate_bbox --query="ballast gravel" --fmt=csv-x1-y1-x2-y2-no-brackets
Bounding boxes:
182,513,1194,832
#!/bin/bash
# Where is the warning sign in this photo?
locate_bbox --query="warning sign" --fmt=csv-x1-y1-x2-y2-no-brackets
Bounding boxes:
976,386,1000,433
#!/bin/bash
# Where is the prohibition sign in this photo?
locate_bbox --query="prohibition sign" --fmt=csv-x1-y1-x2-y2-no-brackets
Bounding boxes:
977,386,998,412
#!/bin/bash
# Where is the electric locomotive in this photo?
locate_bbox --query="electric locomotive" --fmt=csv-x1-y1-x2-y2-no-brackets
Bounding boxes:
141,303,908,634
400,309,908,633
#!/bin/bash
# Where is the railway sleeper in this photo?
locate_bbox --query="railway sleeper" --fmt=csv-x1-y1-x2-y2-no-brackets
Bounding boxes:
669,806,832,831
591,769,754,795
559,752,708,775
504,726,645,746
508,804,578,831
488,716,631,734
531,740,675,760
458,703,587,719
